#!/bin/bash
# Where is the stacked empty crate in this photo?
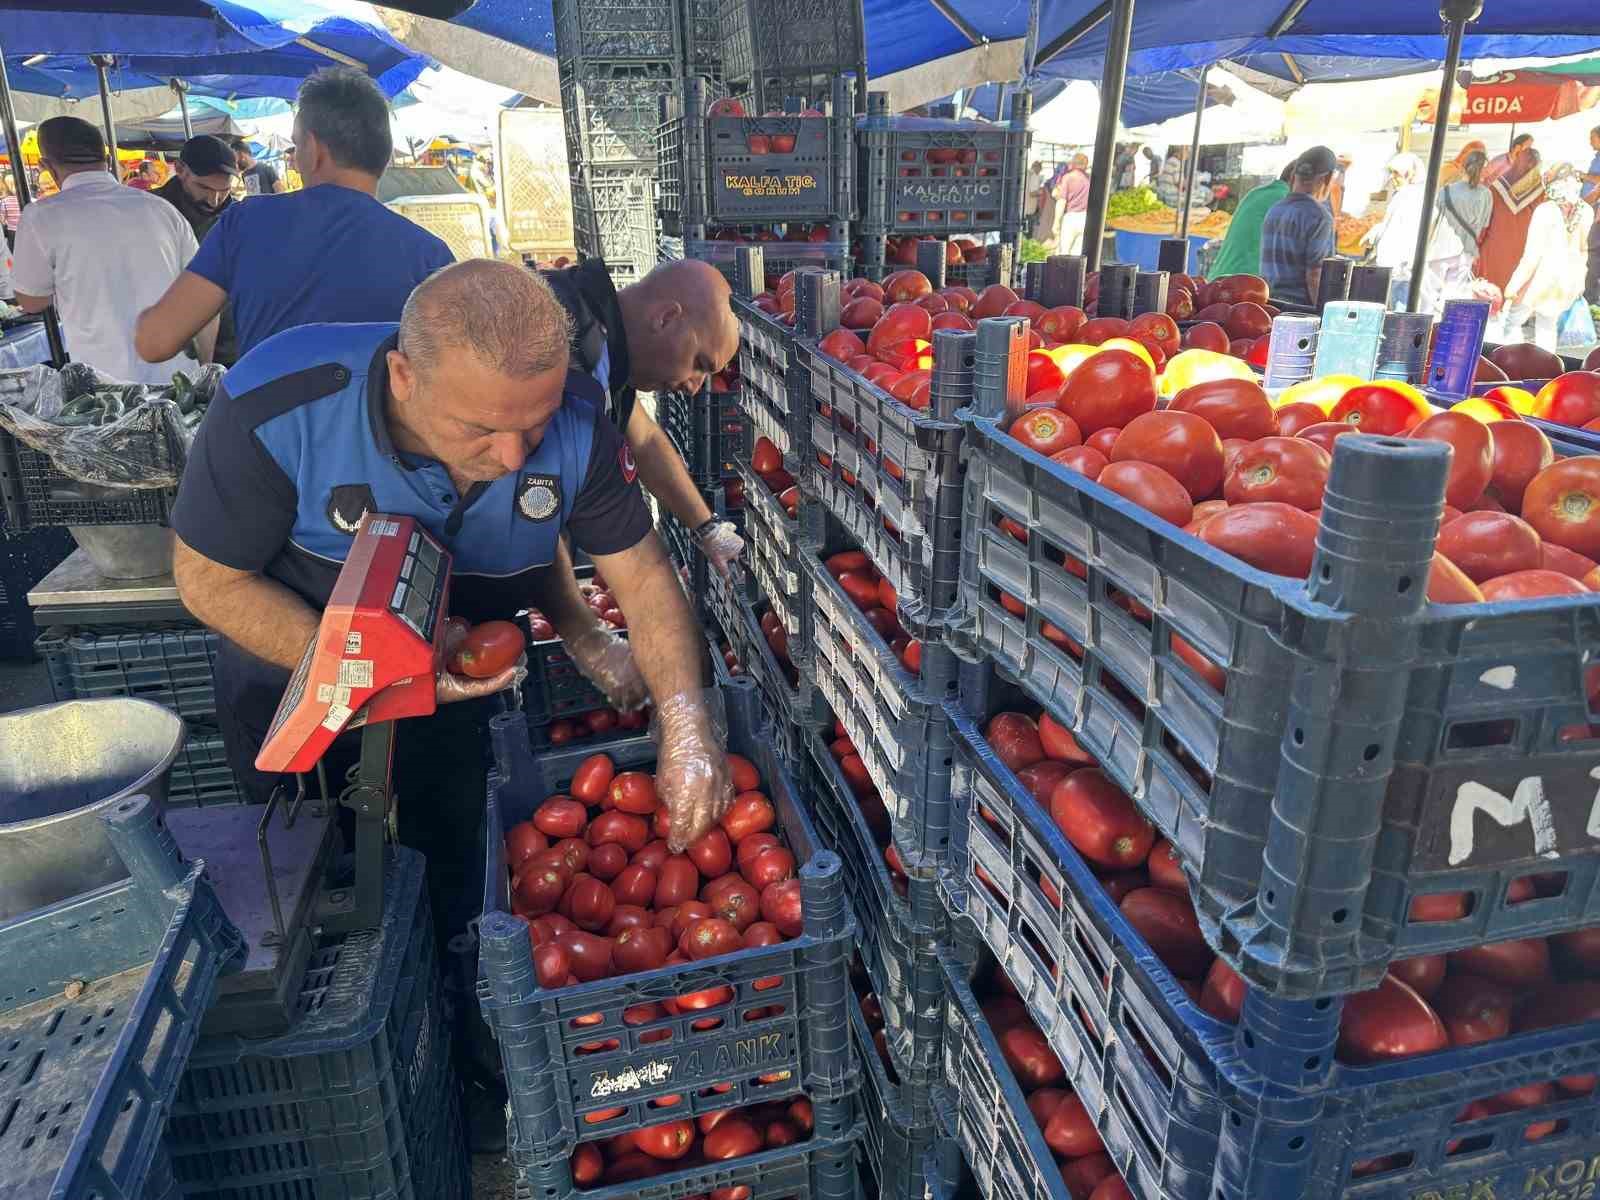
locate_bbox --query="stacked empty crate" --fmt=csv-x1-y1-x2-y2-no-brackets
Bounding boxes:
555,0,678,282
854,90,1032,292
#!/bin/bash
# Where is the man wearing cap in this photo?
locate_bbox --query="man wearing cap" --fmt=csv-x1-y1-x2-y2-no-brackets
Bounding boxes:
13,116,210,384
1260,145,1338,307
153,136,242,364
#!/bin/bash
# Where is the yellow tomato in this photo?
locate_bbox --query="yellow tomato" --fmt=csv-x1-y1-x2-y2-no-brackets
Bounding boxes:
1096,337,1156,372
1272,373,1365,414
1484,384,1538,416
1157,349,1255,398
1045,343,1098,380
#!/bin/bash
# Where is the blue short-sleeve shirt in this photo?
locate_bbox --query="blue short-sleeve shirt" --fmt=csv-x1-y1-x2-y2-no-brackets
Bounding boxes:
186,184,455,356
1260,192,1335,306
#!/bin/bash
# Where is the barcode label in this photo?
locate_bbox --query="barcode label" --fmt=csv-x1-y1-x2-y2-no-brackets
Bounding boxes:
344,632,363,654
338,659,374,688
368,519,400,537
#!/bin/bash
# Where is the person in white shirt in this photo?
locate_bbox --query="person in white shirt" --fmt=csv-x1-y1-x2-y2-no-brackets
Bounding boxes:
12,116,210,385
1500,168,1590,351
1362,152,1426,307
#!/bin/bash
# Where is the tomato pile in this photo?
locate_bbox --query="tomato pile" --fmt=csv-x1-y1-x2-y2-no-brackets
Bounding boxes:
970,704,1600,1108
519,575,654,746
968,957,1134,1200
705,96,823,155
567,1094,818,1191
749,436,799,519
821,715,912,894
820,549,921,674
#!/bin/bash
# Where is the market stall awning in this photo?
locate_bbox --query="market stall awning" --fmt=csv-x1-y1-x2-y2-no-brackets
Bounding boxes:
1462,62,1600,123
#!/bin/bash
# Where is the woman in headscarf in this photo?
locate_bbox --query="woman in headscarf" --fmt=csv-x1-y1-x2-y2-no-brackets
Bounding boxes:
1478,143,1545,292
1420,147,1493,313
1440,140,1487,187
1499,166,1589,351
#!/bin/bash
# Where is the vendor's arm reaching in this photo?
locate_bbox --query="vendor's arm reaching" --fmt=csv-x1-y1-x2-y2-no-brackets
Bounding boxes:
136,271,227,365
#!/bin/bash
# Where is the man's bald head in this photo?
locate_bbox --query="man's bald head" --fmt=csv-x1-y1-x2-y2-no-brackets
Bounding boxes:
619,259,741,394
388,260,574,484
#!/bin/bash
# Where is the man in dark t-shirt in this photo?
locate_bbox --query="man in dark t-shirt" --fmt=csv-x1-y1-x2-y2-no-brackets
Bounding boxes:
152,135,241,364
135,67,453,366
233,140,282,196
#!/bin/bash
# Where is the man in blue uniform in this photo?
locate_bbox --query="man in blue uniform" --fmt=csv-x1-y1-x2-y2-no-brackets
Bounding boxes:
169,260,730,938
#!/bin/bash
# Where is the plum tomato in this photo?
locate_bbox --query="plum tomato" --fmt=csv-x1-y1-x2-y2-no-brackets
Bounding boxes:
1330,383,1430,435
1199,958,1246,1023
1098,461,1194,528
1051,446,1108,479
533,797,587,839
1409,411,1494,509
760,878,804,936
1048,768,1155,870
1120,888,1213,979
1435,974,1515,1046
1057,349,1157,435
1435,512,1542,583
1479,569,1590,601
1223,437,1330,511
448,619,525,677
1274,401,1329,437
1166,377,1275,441
1038,711,1093,764
571,754,616,804
609,771,659,815
721,793,776,841
1043,1093,1103,1159
1011,407,1083,456
985,712,1045,771
1109,411,1224,502
687,828,733,877
1198,503,1319,578
1521,458,1600,559
1489,419,1554,510
998,1021,1064,1089
1427,553,1486,604
1337,976,1447,1063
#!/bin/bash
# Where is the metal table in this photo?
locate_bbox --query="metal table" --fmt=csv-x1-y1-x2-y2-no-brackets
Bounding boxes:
28,547,190,625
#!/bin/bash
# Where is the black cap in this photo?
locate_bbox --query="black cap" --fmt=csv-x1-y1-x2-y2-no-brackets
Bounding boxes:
179,135,239,177
36,116,105,165
1293,145,1339,179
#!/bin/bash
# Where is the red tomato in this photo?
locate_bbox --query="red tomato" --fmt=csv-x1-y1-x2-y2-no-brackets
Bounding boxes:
1337,975,1447,1063
972,284,1020,319
1052,445,1108,479
1521,458,1600,558
448,619,525,677
722,793,776,840
726,754,760,792
1449,936,1551,985
1038,305,1087,342
1099,461,1194,527
555,930,614,981
1387,954,1446,998
1061,1154,1117,1200
1199,958,1246,1023
571,754,616,805
1172,633,1225,690
1409,411,1495,508
568,876,617,932
1409,891,1470,922
1428,553,1485,603
610,772,658,815
1330,383,1430,435
703,1118,763,1161
634,1119,696,1160
1016,760,1072,803
1553,927,1600,973
1198,503,1318,578
742,846,796,888
880,269,932,303
1089,1177,1135,1200
1049,768,1154,870
1038,712,1093,763
818,327,866,361
1211,274,1269,305
681,917,743,960
1128,311,1180,358
940,285,978,313
998,1022,1064,1089
986,712,1045,770
1025,349,1066,395
1004,299,1047,322
686,828,733,877
1120,888,1211,978
1146,839,1185,893
915,293,951,315
1057,349,1157,435
1435,974,1515,1046
609,863,657,908
1489,420,1555,510
867,302,933,367
1183,321,1230,353
505,821,548,866
931,311,976,333
588,810,649,852
1167,378,1275,441
1224,301,1271,340
1079,316,1131,345
1435,512,1542,582
612,924,671,973
533,797,587,839
1109,411,1224,502
1274,401,1328,437
1042,1093,1103,1158
606,904,650,937
839,296,883,329
588,842,627,881
1223,437,1330,510
1533,371,1600,426
1297,421,1357,456
1479,569,1589,601
571,1142,603,1185
516,858,568,916
760,878,804,936
837,570,881,610
1085,427,1121,458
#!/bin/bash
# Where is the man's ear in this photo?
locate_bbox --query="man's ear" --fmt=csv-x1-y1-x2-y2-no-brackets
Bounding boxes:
655,300,683,332
387,349,416,404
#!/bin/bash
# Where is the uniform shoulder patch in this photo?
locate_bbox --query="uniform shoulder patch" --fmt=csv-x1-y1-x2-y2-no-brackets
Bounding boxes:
326,483,376,535
516,473,562,522
619,442,638,484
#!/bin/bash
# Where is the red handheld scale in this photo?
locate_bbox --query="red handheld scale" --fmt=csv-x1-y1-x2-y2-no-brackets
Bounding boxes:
257,513,451,774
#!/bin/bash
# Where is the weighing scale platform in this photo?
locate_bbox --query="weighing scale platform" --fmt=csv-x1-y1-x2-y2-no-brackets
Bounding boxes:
27,549,190,626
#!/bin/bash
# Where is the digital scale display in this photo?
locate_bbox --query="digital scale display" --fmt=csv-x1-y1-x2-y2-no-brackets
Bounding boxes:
257,513,452,774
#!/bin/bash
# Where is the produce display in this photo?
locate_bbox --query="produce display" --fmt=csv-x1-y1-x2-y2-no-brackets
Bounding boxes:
1105,186,1163,220
1106,209,1230,238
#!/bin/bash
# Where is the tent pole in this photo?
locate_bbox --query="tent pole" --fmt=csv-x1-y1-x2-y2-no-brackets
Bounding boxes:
172,80,193,140
0,44,67,364
1082,0,1135,272
91,55,117,175
1179,64,1209,240
1407,0,1481,314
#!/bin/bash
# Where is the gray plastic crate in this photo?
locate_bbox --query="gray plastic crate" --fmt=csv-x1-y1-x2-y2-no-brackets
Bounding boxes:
166,720,242,808
851,995,955,1200
571,164,658,279
705,80,856,223
37,622,219,719
553,0,678,60
0,526,72,659
560,59,677,166
0,795,245,1200
717,0,866,112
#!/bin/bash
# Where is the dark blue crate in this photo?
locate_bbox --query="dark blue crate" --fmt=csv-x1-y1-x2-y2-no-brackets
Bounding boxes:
0,795,245,1200
942,699,1600,1200
801,545,957,871
810,728,945,1092
736,450,805,635
510,1094,863,1200
850,993,953,1200
661,381,745,491
688,236,851,292
37,622,219,718
0,526,72,659
552,0,678,60
957,327,1600,998
732,296,809,469
477,687,858,1166
168,850,460,1198
707,107,855,224
519,600,631,729
855,93,1031,239
167,720,243,808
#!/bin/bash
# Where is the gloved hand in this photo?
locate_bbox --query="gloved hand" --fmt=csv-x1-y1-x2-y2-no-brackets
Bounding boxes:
567,625,649,712
695,520,746,579
436,619,525,705
653,691,735,852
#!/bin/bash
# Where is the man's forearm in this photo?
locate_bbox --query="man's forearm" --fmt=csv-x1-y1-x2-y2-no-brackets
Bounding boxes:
528,538,607,642
630,408,714,529
179,566,320,670
599,535,703,704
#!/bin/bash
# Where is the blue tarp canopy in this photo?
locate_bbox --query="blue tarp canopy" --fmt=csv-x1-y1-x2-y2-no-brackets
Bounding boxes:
952,73,1230,129
0,1,430,99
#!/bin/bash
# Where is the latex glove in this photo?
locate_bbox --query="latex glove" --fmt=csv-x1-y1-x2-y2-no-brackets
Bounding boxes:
695,520,746,580
436,619,524,705
653,692,735,852
567,625,649,712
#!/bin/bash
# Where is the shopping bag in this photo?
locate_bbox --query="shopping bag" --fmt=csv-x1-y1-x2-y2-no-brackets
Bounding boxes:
1557,297,1598,351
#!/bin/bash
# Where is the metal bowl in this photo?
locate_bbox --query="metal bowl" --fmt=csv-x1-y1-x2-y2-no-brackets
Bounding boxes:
0,698,183,921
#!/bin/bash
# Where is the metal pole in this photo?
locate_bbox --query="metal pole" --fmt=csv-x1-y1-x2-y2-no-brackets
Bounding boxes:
1081,0,1135,272
1178,63,1209,240
1407,0,1481,313
0,43,67,363
1022,0,1044,79
91,55,117,175
172,79,193,139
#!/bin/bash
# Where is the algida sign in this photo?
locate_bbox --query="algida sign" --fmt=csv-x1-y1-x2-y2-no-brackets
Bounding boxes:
723,171,820,199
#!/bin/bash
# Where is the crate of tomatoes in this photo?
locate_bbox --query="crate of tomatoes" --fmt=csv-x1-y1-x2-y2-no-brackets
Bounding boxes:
957,314,1600,998
937,950,1141,1200
477,687,859,1186
659,373,745,493
518,570,643,740
738,435,805,641
942,683,1600,1200
811,719,949,1092
795,269,975,629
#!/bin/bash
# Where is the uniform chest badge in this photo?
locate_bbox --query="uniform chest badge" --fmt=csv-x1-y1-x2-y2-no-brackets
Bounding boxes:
516,473,561,522
327,484,376,535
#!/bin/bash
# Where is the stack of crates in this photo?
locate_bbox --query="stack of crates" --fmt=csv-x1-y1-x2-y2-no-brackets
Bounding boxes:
554,0,676,283
34,622,242,806
854,90,1033,291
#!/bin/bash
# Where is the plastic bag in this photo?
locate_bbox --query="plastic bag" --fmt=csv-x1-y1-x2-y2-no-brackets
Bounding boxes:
649,688,734,852
0,361,223,489
1557,298,1598,352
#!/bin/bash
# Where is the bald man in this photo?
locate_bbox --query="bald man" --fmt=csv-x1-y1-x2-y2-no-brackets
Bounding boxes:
543,257,745,575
